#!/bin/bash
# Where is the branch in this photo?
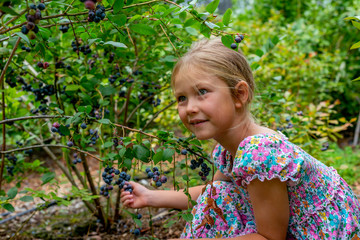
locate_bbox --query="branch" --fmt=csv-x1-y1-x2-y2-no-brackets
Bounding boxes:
0,36,21,192
0,144,104,162
0,115,70,125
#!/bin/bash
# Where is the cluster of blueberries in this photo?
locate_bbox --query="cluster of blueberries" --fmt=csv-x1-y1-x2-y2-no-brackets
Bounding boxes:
71,40,92,55
230,34,245,50
81,0,106,23
59,24,70,33
21,45,31,52
37,61,50,69
100,166,132,197
145,167,167,187
112,137,123,147
5,68,19,88
89,129,100,145
55,61,71,70
72,152,82,165
190,158,211,181
21,3,46,39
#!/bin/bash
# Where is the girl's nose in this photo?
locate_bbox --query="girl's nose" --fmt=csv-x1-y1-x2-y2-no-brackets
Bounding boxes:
186,99,199,114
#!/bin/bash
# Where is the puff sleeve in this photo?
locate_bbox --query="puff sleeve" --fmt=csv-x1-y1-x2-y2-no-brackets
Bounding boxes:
231,134,304,188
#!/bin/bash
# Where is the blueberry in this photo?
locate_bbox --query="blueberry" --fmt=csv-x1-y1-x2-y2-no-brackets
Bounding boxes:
37,3,45,10
160,176,167,183
114,169,120,175
152,167,159,172
67,141,74,147
147,172,154,178
230,43,237,49
156,181,162,187
137,213,142,219
235,36,242,43
29,4,36,9
125,174,131,181
72,159,78,164
51,127,58,133
145,167,151,173
76,158,82,163
134,228,140,235
80,122,87,129
180,149,187,155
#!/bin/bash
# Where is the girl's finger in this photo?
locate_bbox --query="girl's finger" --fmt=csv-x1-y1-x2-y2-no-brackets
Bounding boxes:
122,199,134,207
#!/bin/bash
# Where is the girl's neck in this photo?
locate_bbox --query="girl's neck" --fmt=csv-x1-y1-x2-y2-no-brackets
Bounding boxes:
215,115,259,158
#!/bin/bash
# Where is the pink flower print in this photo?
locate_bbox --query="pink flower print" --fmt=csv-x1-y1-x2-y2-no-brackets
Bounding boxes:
252,147,269,162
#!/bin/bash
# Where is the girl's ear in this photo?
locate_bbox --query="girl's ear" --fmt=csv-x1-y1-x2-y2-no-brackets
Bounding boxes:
234,81,249,109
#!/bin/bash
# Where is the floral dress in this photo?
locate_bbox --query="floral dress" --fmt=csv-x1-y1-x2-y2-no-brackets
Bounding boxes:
180,133,360,239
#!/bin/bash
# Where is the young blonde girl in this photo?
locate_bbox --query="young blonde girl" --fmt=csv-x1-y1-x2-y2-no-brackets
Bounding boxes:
121,38,360,239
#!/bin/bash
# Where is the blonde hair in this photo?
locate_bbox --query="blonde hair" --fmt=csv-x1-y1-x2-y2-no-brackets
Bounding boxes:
171,38,255,105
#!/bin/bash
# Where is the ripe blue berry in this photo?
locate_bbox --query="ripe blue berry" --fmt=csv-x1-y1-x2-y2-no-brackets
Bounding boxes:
156,181,162,187
160,176,167,183
67,141,74,147
180,149,187,155
80,122,87,129
230,43,237,49
137,213,142,219
134,228,140,235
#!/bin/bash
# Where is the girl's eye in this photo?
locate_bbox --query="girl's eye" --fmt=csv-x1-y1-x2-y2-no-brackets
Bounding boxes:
177,96,186,102
198,89,208,95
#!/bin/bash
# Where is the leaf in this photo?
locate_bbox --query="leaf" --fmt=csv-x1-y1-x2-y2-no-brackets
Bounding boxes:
222,8,232,26
104,41,127,48
133,145,150,162
182,213,193,223
185,26,197,36
99,85,116,96
20,196,34,202
129,24,156,35
205,0,220,14
2,203,15,212
58,125,70,136
113,0,124,13
134,218,142,227
41,172,55,185
103,141,114,148
221,35,233,48
109,14,127,26
352,76,360,81
78,105,92,114
0,6,19,15
204,21,219,29
352,20,360,30
344,16,360,21
255,49,264,57
98,119,111,124
7,187,17,199
65,85,80,91
163,148,175,162
14,32,30,45
153,150,163,165
350,41,360,50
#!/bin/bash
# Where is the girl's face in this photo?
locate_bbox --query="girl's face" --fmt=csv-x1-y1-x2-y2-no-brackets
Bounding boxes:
174,67,243,142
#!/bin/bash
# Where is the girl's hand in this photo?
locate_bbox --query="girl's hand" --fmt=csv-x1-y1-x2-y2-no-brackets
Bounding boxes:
120,181,151,208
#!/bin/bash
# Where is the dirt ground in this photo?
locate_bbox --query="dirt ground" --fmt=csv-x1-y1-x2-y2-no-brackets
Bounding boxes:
1,150,360,240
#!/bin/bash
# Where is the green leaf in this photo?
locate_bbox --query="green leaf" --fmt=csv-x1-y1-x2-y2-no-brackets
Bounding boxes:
66,85,80,91
344,16,360,21
205,0,220,14
113,0,124,13
181,213,193,223
134,218,142,227
7,187,17,199
14,32,30,46
221,35,233,48
129,24,156,35
109,14,127,26
271,35,280,45
185,27,197,36
2,203,15,212
104,41,127,48
153,150,163,165
350,41,360,50
123,158,132,170
41,172,55,185
352,20,360,30
204,21,219,29
255,49,264,57
251,62,260,71
222,8,232,26
78,105,92,114
182,175,189,181
0,6,18,15
103,141,114,148
163,148,175,162
99,85,116,96
133,145,150,162
58,125,70,136
352,76,360,81
20,196,34,202
98,119,111,124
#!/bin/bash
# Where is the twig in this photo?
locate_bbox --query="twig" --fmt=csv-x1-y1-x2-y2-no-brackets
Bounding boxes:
0,115,70,125
64,0,76,14
0,144,104,162
0,9,27,31
0,36,21,193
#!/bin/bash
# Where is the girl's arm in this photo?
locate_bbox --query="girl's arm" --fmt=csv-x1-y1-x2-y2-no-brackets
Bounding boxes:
169,178,289,240
120,182,204,210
